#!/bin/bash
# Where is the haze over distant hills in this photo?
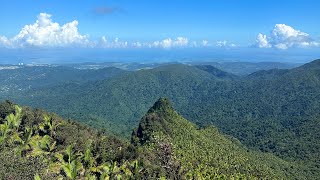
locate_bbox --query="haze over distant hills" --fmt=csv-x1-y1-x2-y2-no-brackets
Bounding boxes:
1,0,320,179
0,59,320,178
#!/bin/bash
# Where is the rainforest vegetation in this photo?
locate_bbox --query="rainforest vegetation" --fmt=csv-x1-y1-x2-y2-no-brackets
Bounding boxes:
0,60,319,179
0,98,312,179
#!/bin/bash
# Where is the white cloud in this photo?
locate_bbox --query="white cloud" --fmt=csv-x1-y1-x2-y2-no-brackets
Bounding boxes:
99,37,205,49
174,37,189,46
99,36,128,48
256,24,319,49
256,33,271,48
144,38,236,49
0,13,240,50
0,36,11,47
160,38,173,48
150,37,189,49
0,13,89,48
201,40,209,47
216,40,237,48
132,42,142,48
216,40,227,47
274,43,288,50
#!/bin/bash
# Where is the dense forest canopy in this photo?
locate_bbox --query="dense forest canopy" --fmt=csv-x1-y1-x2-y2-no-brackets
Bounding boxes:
0,59,319,179
0,99,312,179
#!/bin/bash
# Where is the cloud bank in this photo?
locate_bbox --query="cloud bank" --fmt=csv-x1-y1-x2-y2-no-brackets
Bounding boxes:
149,37,189,49
0,12,235,49
256,24,319,49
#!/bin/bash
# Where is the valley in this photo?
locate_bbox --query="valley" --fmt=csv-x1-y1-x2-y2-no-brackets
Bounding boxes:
0,59,319,179
1,1,319,179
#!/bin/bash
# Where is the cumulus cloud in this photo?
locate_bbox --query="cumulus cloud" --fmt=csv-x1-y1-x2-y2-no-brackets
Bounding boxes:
130,38,214,49
128,38,235,49
0,13,235,50
216,40,236,48
256,24,319,49
256,33,271,48
132,42,143,48
150,37,189,49
0,36,11,47
0,13,89,48
99,36,128,48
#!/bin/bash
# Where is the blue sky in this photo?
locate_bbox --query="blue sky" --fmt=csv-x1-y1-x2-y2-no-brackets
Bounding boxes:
0,0,319,63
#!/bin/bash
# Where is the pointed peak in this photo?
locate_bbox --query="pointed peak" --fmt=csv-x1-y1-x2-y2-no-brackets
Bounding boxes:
147,97,173,113
131,98,176,145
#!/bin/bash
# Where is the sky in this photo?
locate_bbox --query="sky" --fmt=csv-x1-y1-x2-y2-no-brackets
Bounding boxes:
0,0,320,63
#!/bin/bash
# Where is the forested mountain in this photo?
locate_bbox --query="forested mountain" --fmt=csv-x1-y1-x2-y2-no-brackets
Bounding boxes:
1,60,320,178
9,64,221,135
0,65,125,96
195,65,238,80
131,98,304,179
192,61,300,76
0,99,308,179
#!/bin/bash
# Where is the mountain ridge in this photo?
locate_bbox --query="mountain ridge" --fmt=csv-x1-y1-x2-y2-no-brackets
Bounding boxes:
2,59,320,178
131,98,303,179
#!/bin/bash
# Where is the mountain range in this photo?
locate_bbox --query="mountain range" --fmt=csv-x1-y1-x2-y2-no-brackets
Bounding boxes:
0,59,319,178
0,98,307,179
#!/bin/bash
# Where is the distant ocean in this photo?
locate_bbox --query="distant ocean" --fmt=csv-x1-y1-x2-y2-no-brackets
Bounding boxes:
0,47,319,65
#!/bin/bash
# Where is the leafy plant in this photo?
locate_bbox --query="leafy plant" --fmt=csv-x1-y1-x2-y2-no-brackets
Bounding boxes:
51,145,84,179
39,114,60,137
0,105,23,145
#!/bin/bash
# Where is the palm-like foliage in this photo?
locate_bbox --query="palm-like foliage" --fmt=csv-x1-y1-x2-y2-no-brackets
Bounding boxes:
16,127,33,155
49,141,140,180
27,135,56,157
83,142,101,178
34,174,41,180
97,160,140,180
50,145,84,179
83,141,95,168
39,114,60,136
0,105,23,145
7,105,23,129
0,122,10,144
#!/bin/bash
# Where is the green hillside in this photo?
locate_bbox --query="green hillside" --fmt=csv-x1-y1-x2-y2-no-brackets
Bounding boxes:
0,99,309,179
191,61,299,76
14,64,222,135
195,65,238,80
0,100,137,179
132,98,304,179
3,60,320,178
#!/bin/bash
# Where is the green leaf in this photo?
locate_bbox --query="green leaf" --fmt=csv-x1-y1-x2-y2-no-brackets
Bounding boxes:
34,174,41,180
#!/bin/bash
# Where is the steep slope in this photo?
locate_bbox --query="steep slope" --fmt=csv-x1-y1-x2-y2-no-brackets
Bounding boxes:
5,60,320,178
132,98,302,179
14,64,223,135
191,60,320,173
0,101,136,180
1,99,309,179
